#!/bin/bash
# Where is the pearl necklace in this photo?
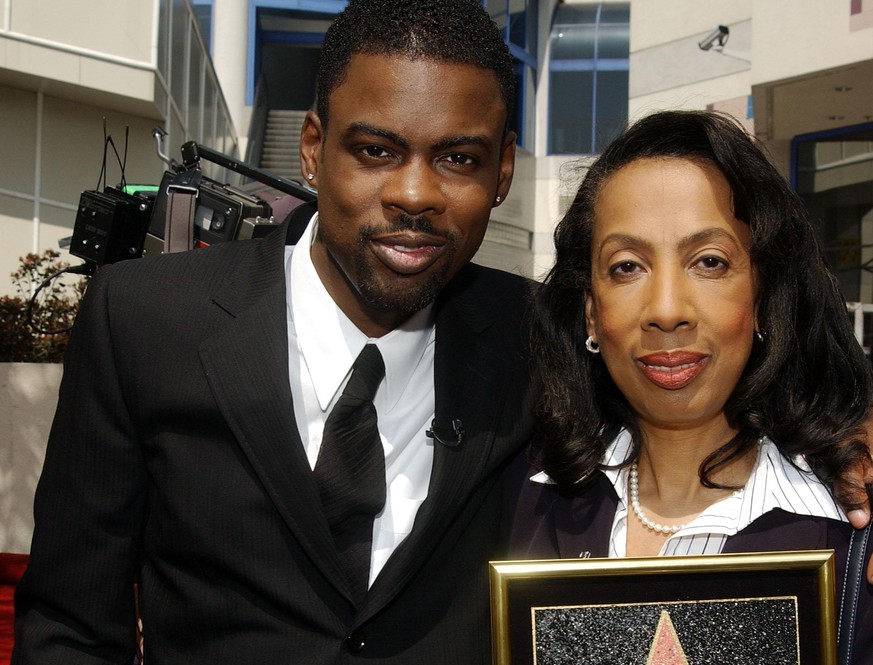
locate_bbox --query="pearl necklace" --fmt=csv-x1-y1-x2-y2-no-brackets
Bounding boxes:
628,462,686,534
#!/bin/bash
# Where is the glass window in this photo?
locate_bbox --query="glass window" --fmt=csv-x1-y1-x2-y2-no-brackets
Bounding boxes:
190,0,213,53
548,2,629,155
188,26,204,142
170,0,190,118
485,0,536,149
793,125,873,307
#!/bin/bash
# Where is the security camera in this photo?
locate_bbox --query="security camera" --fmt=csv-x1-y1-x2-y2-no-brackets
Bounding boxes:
698,25,729,51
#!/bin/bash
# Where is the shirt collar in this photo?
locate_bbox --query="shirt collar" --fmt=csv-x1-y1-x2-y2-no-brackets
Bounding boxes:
530,432,846,532
737,437,846,527
288,212,435,412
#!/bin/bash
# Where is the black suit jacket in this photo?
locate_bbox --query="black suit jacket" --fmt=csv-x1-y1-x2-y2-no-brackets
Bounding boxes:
503,454,873,660
14,203,535,664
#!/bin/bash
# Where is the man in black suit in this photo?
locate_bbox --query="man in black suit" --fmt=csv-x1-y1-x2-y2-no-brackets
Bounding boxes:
13,1,532,663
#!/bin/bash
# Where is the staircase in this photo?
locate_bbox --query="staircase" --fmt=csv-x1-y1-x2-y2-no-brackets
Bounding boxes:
259,109,308,182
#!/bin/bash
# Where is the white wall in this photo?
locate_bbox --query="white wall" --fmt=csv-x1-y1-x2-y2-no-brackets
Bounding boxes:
752,1,873,86
0,363,61,554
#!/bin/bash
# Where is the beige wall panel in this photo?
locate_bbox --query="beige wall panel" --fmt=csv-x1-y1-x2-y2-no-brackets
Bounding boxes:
0,198,38,292
765,138,792,181
853,4,873,31
0,38,80,84
38,201,77,247
473,240,534,279
0,200,80,293
79,58,157,103
0,39,159,106
752,1,873,85
630,0,751,51
495,151,536,234
0,363,63,555
530,154,593,281
629,71,751,122
0,85,37,194
9,0,154,63
40,96,165,203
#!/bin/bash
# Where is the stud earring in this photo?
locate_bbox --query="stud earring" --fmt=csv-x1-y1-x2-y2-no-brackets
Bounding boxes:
306,173,314,181
755,329,766,343
585,336,600,354
495,196,501,204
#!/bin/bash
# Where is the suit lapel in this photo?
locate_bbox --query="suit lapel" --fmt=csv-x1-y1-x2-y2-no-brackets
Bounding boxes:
722,510,830,553
363,267,514,611
199,210,353,599
553,475,616,559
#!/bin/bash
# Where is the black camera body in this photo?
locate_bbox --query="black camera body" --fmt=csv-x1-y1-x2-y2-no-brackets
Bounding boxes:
143,171,275,255
70,187,153,265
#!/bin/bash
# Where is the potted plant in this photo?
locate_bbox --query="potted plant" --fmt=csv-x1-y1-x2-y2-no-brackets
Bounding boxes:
0,250,87,554
0,249,86,363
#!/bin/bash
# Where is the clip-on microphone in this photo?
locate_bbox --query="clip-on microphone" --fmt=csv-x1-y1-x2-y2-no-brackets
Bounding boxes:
426,419,464,447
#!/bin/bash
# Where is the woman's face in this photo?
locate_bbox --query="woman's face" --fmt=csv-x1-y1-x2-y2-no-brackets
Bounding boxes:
585,157,756,434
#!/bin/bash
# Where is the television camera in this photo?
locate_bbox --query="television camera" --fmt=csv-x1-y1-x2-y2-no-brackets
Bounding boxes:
69,131,316,267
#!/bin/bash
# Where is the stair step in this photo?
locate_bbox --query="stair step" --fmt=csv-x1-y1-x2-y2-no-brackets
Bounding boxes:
258,109,308,178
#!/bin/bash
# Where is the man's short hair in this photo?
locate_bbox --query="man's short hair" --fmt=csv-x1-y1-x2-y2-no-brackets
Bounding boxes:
317,0,516,133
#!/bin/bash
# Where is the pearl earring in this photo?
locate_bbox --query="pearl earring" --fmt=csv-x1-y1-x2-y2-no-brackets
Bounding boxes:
306,173,314,181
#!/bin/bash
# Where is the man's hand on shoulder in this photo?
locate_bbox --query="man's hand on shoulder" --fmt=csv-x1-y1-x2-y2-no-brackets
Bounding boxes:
831,412,873,582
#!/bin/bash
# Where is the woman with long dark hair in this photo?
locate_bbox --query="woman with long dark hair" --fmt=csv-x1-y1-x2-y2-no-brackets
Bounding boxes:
504,110,873,658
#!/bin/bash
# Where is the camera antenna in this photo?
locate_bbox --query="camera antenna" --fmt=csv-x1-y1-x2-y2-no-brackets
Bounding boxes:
94,119,131,190
96,117,109,190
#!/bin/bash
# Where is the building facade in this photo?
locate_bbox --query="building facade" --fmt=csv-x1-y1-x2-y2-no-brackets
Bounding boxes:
0,0,634,295
629,0,873,341
2,1,871,303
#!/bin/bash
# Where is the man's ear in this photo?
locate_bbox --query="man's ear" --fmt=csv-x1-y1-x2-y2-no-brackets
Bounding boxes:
494,131,516,206
299,110,323,188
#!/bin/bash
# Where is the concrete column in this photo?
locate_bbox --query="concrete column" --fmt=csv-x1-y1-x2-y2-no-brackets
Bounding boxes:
211,0,251,152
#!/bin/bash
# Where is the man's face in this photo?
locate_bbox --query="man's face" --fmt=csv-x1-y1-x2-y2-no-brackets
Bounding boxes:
301,53,516,337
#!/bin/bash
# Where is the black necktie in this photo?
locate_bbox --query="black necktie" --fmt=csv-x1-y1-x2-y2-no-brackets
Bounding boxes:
314,344,386,601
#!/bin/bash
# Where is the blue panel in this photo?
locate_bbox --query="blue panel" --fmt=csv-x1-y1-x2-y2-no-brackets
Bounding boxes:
246,0,347,105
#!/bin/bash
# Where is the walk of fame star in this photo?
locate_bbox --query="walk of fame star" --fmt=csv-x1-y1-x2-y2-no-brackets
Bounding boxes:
646,610,689,665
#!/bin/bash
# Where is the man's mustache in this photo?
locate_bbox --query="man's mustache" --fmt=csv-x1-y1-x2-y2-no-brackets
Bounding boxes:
364,214,453,241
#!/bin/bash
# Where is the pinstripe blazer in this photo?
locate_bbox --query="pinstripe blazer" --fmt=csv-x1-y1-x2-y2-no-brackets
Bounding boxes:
14,203,535,664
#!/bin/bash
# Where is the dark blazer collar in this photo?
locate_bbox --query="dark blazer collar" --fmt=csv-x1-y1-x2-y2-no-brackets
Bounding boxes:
552,473,617,559
283,200,317,246
207,200,314,319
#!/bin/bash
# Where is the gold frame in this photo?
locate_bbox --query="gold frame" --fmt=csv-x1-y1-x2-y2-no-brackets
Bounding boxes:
490,550,836,665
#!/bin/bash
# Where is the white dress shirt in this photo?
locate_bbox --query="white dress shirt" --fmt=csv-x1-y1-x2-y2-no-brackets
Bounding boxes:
601,431,846,557
530,430,846,558
285,212,436,585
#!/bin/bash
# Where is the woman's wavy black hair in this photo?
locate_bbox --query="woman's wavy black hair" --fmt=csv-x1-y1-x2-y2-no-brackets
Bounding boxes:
534,110,872,499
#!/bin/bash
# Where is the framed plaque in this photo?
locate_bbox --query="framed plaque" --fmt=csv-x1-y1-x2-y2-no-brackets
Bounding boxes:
490,550,836,665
